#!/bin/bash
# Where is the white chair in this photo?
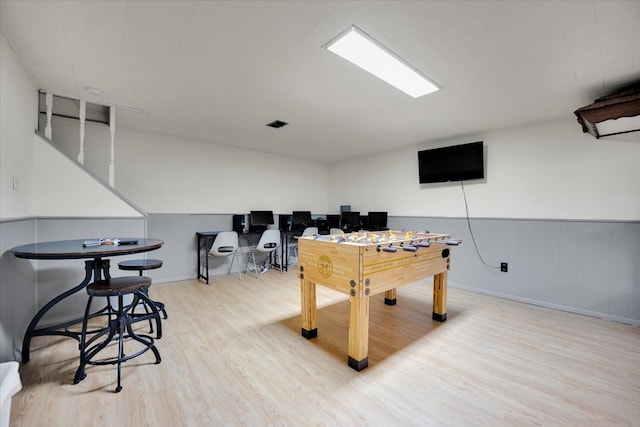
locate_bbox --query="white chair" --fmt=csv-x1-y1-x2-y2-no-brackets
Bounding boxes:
288,226,318,265
208,231,242,281
245,229,280,277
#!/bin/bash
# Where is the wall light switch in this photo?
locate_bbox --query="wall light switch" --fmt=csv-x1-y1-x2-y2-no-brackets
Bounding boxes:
12,173,20,190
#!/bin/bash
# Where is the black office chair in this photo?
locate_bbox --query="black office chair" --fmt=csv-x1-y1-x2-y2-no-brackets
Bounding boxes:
315,219,330,234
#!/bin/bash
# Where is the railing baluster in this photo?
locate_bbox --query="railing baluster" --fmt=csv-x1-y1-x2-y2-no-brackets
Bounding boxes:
109,106,115,187
78,99,86,164
45,92,53,139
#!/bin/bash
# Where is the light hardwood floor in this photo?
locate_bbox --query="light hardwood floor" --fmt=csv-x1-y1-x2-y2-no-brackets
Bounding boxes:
10,269,640,426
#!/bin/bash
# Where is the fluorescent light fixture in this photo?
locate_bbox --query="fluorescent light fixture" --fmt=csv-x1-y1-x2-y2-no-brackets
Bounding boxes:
324,25,439,98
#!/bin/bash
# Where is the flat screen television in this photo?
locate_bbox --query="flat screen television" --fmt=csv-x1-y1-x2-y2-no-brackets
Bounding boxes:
418,141,484,183
249,211,274,231
340,211,360,231
326,214,340,228
291,211,312,231
367,211,388,230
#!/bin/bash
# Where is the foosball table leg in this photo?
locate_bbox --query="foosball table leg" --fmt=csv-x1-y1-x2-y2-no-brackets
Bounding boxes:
348,294,370,371
432,271,448,322
384,288,397,305
300,278,318,338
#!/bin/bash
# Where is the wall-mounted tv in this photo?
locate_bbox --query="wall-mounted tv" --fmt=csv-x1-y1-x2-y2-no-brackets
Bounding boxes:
418,141,484,184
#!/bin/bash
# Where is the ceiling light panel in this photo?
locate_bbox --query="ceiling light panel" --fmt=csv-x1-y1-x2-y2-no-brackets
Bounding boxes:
324,25,440,98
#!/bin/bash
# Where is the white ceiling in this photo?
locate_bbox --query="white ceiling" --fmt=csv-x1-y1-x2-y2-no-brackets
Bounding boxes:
2,0,639,162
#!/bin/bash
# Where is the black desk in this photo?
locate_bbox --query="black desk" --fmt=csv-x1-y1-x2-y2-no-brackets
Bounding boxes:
196,230,291,284
241,231,290,274
196,231,220,284
11,238,164,363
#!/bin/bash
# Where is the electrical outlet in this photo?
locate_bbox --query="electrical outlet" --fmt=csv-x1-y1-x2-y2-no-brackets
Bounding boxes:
500,262,508,273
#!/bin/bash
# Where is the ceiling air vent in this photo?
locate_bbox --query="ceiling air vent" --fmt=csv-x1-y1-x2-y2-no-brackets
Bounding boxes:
266,120,288,129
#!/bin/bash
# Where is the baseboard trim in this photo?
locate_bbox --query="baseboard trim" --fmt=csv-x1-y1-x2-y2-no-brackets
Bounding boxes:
449,282,640,327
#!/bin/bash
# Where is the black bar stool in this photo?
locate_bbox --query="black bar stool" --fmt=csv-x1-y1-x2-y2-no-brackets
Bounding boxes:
73,276,161,393
118,259,168,320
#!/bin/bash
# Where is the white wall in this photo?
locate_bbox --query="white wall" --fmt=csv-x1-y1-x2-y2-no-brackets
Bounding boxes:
114,127,329,215
0,30,38,363
0,31,37,219
328,117,640,221
35,89,640,223
33,134,142,217
39,115,112,185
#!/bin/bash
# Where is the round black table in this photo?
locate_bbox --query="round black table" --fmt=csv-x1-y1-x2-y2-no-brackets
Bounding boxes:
11,238,164,363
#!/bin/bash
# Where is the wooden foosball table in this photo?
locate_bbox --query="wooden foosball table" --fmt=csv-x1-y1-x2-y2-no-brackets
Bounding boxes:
297,230,460,371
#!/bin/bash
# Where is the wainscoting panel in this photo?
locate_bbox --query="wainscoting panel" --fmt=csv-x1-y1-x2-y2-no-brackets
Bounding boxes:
144,213,639,325
0,218,36,361
147,213,235,283
389,216,640,325
3,213,636,364
1,216,148,360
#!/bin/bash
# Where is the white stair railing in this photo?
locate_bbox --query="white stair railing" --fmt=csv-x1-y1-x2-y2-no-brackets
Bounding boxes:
41,91,117,188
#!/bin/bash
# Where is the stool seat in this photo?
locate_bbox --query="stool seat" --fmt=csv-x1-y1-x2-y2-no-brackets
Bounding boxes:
87,276,151,296
74,275,161,392
118,259,163,272
117,259,167,320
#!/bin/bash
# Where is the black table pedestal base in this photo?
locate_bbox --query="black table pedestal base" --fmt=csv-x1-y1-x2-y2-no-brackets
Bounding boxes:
21,259,111,364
